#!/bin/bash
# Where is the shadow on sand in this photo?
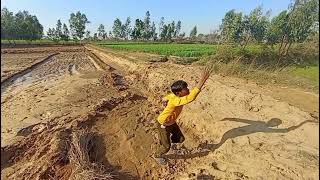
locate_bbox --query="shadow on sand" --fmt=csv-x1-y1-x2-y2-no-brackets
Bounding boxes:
165,118,318,160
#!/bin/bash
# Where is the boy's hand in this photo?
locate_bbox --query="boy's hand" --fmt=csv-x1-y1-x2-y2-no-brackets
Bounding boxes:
197,65,213,89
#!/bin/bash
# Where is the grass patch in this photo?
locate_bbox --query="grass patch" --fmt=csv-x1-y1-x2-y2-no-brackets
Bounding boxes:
291,66,319,83
197,57,319,92
97,43,218,57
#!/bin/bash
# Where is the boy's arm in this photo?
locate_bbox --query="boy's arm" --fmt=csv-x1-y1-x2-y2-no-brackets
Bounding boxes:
171,87,200,106
196,65,212,90
172,66,212,106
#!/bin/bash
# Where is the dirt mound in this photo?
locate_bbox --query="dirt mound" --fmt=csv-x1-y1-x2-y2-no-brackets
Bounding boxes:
1,89,149,179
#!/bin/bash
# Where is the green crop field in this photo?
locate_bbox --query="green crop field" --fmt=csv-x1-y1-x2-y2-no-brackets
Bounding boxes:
97,42,218,57
96,42,279,58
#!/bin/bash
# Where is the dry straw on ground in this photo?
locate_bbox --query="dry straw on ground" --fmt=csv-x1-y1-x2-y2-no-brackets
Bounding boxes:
69,130,113,180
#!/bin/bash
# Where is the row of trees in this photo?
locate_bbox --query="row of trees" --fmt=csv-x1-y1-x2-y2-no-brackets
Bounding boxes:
47,11,89,41
1,8,43,41
98,0,318,44
93,11,197,41
219,0,319,54
47,20,69,41
1,8,90,42
1,0,318,45
45,10,197,42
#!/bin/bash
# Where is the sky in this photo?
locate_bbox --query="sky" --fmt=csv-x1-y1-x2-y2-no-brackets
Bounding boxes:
1,0,292,36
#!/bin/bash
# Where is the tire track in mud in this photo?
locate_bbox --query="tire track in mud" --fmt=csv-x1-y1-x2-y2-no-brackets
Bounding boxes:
1,53,59,94
85,49,114,71
84,45,132,76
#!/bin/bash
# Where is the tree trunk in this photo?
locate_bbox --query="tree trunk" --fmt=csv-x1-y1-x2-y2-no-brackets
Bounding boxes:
278,35,285,57
277,35,288,65
246,34,251,48
283,42,292,56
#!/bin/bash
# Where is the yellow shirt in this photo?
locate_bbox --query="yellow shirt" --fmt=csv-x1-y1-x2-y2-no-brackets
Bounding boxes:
157,87,200,125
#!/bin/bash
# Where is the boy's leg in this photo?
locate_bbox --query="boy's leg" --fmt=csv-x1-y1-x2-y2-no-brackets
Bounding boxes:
170,123,185,143
154,123,171,158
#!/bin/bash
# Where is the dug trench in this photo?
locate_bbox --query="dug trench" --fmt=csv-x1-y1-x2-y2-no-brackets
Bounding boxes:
1,45,319,179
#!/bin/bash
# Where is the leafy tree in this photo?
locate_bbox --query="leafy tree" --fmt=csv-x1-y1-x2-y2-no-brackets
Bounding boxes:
69,11,89,40
150,22,157,40
169,21,175,38
97,24,106,39
112,18,122,39
266,0,319,60
158,17,165,39
160,24,168,41
287,0,319,43
190,26,197,39
143,11,151,40
14,11,27,39
62,23,69,41
123,17,132,40
14,11,43,40
279,0,319,58
1,8,15,40
55,19,63,39
242,6,270,46
47,28,56,40
174,20,181,38
131,18,144,40
5,10,43,41
220,10,243,43
166,21,175,40
266,10,288,46
159,20,176,41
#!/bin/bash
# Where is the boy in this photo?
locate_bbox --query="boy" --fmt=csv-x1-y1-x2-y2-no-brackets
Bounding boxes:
153,66,212,165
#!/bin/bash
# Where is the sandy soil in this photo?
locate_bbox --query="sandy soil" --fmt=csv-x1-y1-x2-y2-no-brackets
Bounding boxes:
1,53,51,82
1,45,318,180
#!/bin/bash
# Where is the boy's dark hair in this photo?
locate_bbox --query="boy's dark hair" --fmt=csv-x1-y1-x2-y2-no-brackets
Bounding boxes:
171,80,188,95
